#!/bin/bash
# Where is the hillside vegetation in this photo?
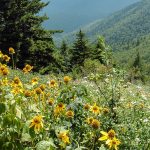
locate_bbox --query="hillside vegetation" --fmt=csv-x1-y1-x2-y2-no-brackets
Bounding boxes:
61,0,150,50
83,0,150,50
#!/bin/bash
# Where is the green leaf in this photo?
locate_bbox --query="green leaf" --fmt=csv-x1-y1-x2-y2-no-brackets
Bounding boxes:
99,144,107,150
0,103,6,114
36,139,56,150
16,105,22,119
4,93,14,100
21,133,32,142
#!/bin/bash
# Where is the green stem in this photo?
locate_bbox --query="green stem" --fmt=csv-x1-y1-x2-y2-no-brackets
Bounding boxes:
11,54,15,70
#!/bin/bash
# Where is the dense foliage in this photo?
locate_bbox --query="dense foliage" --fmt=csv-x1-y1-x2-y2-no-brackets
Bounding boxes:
0,0,59,72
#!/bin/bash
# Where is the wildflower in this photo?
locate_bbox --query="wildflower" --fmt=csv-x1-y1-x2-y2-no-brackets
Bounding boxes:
9,47,15,54
49,79,57,87
31,77,39,85
126,102,133,108
3,55,10,62
84,103,91,110
0,64,6,71
54,103,65,117
39,84,46,91
99,129,116,141
90,103,101,115
139,103,144,109
86,117,94,125
58,130,70,144
106,137,121,150
0,65,8,75
0,78,9,86
102,108,109,114
30,115,43,133
66,110,74,118
12,77,22,87
64,76,71,84
0,51,3,58
24,90,32,97
91,119,100,129
46,92,51,98
54,107,61,117
35,87,42,95
48,98,54,106
2,68,9,76
57,103,65,112
11,87,23,95
23,64,33,73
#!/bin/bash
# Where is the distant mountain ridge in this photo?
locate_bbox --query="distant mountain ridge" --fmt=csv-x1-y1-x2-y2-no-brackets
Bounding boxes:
59,0,150,50
42,0,139,32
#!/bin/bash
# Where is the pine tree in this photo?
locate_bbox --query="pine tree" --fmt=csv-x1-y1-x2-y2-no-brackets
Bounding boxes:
133,50,142,69
130,50,145,82
60,40,71,71
71,30,89,66
60,40,68,56
0,0,56,70
92,36,112,65
92,36,106,64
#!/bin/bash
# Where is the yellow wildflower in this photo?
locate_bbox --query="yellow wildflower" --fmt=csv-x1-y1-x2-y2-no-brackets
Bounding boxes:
90,103,101,115
65,110,74,118
84,103,91,110
31,77,39,85
9,47,15,54
57,103,65,111
3,55,10,62
139,103,144,109
11,87,23,95
23,64,33,73
64,76,71,84
99,129,116,141
106,137,121,150
54,103,65,117
1,78,9,86
48,98,54,106
12,77,22,87
102,108,109,114
0,50,3,58
39,84,46,91
91,119,100,129
49,79,57,88
86,117,94,125
35,87,42,95
24,90,32,97
2,68,9,76
30,115,43,133
58,130,70,144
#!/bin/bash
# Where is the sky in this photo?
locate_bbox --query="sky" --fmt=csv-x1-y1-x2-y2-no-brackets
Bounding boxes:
42,0,140,32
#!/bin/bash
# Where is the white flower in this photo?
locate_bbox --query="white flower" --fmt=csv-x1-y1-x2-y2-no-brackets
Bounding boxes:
143,119,149,123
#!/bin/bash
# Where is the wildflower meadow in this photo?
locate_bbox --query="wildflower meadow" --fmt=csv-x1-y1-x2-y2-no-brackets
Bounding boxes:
0,48,150,150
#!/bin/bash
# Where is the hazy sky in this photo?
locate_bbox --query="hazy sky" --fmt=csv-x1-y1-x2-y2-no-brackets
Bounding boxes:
42,0,139,32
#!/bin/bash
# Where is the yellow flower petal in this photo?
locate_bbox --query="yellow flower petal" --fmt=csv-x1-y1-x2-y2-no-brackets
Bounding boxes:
99,136,108,141
100,131,108,136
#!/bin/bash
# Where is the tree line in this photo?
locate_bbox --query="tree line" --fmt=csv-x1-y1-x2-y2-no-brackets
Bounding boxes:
0,0,111,74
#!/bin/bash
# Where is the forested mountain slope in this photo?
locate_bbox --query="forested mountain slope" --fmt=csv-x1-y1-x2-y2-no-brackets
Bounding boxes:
61,0,150,51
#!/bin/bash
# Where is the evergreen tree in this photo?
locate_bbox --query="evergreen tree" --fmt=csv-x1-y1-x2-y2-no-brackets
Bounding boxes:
60,40,71,72
71,30,89,66
92,36,111,65
133,50,141,69
60,40,68,56
0,0,56,70
130,50,145,82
